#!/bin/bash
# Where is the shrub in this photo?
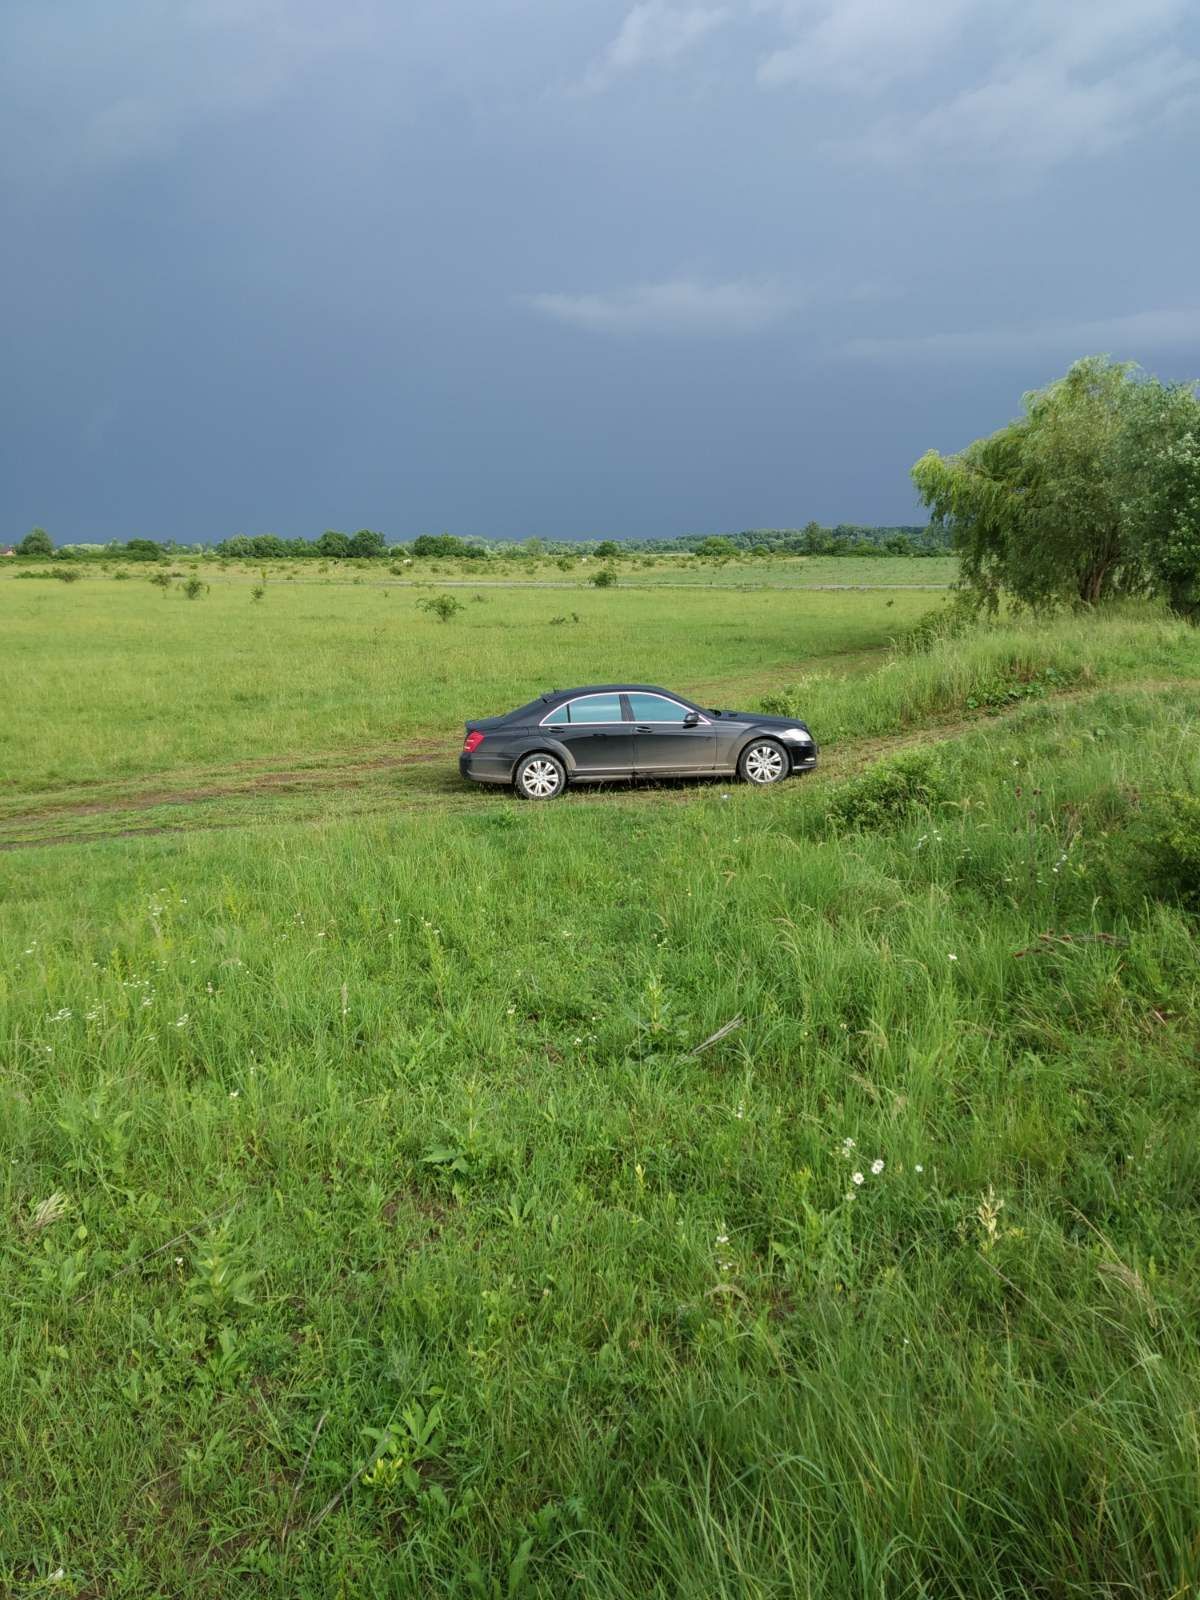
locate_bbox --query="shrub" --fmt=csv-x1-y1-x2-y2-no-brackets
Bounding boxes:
825,750,951,832
417,594,464,623
1140,791,1200,907
892,594,977,655
150,572,172,591
182,576,207,600
52,567,84,583
251,585,266,603
591,567,618,588
16,528,54,557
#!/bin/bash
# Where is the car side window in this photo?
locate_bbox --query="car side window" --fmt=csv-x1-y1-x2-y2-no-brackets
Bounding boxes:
565,693,624,724
542,703,569,725
627,693,693,723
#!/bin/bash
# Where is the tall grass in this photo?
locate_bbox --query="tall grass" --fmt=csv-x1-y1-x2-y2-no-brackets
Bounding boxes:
3,672,1200,1595
763,604,1197,743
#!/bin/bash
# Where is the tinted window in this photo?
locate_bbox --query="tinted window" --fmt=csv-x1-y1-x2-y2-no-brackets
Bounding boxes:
542,703,569,725
567,693,625,724
626,693,692,723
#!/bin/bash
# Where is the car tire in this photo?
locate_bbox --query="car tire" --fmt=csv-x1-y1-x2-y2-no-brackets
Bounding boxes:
514,752,567,801
738,738,788,786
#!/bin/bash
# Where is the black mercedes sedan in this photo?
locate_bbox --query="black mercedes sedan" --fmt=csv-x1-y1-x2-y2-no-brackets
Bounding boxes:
460,684,818,800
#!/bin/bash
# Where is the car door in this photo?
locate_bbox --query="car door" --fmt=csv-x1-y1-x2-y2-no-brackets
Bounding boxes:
625,693,718,775
540,692,634,777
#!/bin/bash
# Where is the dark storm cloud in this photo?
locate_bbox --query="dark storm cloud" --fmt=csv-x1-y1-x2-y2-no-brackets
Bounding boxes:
2,0,1198,541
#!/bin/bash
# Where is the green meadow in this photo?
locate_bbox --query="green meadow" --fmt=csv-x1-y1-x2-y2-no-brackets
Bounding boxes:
0,572,936,797
4,566,1200,1597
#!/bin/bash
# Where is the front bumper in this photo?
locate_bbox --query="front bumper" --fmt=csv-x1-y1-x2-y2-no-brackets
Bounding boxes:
459,751,514,786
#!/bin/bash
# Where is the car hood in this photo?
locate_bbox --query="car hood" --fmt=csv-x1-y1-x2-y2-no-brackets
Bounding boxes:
712,710,813,734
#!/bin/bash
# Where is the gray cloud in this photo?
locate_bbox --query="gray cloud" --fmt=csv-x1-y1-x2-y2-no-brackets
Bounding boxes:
577,2,733,92
756,0,975,93
844,308,1200,363
522,277,802,333
2,0,380,179
2,0,1199,539
756,0,1200,167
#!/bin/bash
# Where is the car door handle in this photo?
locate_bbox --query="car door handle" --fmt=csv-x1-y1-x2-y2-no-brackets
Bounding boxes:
636,725,652,732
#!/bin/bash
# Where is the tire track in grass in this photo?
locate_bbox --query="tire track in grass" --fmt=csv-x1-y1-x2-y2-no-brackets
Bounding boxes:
3,678,1193,852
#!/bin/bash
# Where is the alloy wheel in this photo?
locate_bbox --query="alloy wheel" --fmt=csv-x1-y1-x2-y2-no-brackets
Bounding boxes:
743,743,785,784
519,757,563,799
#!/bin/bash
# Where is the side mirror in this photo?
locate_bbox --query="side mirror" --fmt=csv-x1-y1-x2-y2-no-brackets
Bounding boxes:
683,710,700,727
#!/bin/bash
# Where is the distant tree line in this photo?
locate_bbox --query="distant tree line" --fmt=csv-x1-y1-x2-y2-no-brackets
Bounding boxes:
7,523,948,562
660,524,949,557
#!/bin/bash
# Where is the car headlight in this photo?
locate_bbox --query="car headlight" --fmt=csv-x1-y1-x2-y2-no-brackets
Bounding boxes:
779,727,812,744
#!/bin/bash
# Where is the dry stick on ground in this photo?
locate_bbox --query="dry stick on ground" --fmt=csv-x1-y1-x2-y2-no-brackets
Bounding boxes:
72,1198,240,1304
282,1410,329,1548
690,1015,744,1055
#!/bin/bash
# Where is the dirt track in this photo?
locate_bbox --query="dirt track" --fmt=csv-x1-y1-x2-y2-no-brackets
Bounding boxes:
3,677,1183,853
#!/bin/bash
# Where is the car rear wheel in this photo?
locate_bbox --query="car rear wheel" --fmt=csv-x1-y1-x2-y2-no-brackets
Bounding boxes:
739,739,787,786
514,753,566,800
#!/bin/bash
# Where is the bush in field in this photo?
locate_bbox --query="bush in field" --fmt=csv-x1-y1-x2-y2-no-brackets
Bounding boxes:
591,567,618,588
824,750,951,832
417,593,464,623
251,584,266,603
150,572,172,592
1140,791,1200,907
16,527,53,557
125,539,166,562
52,567,84,583
892,594,978,655
182,576,207,599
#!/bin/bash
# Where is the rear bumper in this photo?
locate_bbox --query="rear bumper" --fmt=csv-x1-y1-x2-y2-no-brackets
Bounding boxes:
459,752,513,786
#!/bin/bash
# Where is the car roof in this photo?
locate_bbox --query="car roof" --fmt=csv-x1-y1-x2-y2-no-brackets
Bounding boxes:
535,684,680,705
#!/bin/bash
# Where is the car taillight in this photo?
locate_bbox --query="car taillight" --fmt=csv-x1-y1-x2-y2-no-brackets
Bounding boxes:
463,730,485,754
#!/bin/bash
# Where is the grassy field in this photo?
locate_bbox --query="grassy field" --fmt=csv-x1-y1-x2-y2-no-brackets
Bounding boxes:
265,553,957,589
3,575,1200,1597
0,572,938,799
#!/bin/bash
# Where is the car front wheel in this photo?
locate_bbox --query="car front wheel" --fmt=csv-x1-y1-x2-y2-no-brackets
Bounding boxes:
514,752,566,800
739,739,787,786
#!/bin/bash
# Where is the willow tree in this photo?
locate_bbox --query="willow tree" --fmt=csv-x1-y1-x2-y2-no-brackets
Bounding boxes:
1120,378,1200,621
912,357,1153,611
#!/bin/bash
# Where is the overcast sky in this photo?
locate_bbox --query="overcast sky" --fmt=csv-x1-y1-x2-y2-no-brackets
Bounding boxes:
2,0,1198,542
